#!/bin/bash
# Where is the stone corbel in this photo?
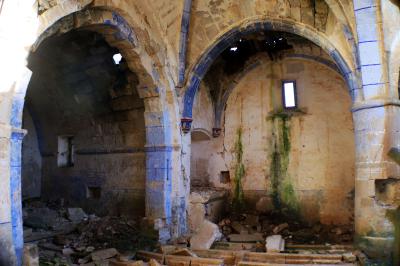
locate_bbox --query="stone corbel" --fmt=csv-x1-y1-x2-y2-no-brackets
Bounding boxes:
11,128,28,141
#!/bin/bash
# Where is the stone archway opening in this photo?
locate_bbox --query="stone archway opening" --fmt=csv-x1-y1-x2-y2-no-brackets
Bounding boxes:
186,29,356,249
21,28,159,263
9,7,178,264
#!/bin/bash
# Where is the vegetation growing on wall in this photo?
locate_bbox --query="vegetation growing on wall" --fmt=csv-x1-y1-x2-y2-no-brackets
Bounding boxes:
269,111,299,216
232,127,245,212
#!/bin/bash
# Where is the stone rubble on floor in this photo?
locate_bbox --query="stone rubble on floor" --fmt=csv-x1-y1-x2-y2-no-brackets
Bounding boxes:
265,235,285,253
189,220,222,249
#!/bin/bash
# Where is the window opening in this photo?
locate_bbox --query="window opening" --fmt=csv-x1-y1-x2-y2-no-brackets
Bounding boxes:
57,136,74,167
282,80,297,109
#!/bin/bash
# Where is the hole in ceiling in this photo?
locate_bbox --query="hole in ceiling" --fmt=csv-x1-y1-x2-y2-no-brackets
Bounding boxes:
113,53,122,64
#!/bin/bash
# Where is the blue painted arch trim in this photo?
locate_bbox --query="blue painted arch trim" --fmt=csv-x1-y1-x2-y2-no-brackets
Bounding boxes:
182,19,358,119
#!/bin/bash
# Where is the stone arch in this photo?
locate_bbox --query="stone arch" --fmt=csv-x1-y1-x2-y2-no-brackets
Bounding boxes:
181,18,359,128
7,8,173,265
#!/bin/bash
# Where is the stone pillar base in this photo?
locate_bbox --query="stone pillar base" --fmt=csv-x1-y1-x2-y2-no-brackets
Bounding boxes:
355,235,395,263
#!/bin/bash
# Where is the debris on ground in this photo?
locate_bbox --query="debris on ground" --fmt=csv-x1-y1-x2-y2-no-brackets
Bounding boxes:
23,200,158,265
22,199,358,265
216,212,354,246
265,235,284,253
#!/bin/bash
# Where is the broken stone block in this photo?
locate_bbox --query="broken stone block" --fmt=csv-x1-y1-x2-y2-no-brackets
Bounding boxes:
228,233,264,243
273,223,289,234
190,220,222,249
91,248,119,261
67,207,87,223
266,235,285,253
23,243,39,266
189,202,206,232
256,197,274,213
231,221,248,234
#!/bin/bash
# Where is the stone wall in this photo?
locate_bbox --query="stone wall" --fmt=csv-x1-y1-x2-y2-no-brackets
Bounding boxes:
24,30,147,217
21,109,42,199
0,0,400,264
191,55,355,225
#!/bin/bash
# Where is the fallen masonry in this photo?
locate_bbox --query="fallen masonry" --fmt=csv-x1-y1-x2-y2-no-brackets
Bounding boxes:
22,199,364,265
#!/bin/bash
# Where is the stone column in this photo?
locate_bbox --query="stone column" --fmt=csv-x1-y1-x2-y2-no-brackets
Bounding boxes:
143,104,173,241
353,106,400,261
10,129,26,266
353,0,400,262
0,124,17,266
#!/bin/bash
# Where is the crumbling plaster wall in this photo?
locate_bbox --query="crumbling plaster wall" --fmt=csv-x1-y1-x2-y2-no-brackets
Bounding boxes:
191,56,355,225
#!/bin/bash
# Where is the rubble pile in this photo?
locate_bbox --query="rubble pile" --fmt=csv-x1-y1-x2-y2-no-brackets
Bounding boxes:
217,213,354,245
23,200,158,265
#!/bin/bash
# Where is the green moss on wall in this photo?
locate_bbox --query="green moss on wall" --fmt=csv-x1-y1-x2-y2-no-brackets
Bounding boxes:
232,127,245,212
268,111,299,216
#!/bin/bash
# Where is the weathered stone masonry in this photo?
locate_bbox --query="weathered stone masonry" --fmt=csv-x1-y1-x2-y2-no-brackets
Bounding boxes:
0,0,400,265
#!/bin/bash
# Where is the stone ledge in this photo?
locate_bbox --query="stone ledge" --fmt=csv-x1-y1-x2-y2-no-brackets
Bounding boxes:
352,99,400,112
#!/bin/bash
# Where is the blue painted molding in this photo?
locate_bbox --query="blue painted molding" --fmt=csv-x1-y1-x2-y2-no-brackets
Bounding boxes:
177,0,192,87
182,20,357,121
